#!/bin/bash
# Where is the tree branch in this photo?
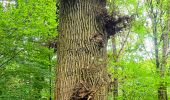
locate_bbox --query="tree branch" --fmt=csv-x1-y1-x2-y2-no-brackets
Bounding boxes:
0,49,23,68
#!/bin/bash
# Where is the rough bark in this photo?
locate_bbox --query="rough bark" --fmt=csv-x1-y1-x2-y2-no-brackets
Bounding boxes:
55,0,109,100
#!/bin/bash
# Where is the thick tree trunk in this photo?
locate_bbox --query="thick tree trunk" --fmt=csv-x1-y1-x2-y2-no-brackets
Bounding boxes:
55,0,109,100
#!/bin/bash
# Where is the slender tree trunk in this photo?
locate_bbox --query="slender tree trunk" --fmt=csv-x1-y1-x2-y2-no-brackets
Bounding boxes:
109,1,119,99
148,2,162,99
112,37,118,100
152,18,160,69
55,0,109,100
48,47,52,100
158,26,169,100
158,33,168,100
158,1,170,99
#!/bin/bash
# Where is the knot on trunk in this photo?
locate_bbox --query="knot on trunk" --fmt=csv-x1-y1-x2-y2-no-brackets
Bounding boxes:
71,81,97,100
90,34,105,49
96,11,133,39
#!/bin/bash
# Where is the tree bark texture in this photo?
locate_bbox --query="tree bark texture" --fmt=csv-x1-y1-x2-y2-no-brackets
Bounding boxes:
55,0,109,100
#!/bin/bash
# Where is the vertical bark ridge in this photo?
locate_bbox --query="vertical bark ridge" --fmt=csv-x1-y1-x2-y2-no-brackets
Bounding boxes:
56,0,108,100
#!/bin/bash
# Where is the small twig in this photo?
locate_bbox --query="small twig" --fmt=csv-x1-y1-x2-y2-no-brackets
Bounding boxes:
117,28,131,58
142,42,155,63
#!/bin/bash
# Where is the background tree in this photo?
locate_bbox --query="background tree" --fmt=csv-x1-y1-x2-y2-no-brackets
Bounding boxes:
145,0,168,99
0,0,56,99
158,0,170,99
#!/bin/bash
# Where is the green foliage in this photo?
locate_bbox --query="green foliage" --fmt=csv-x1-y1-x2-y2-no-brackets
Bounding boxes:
0,0,57,99
107,0,170,99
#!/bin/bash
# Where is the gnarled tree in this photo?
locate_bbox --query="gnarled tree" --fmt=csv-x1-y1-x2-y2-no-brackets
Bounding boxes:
55,0,131,99
55,0,109,100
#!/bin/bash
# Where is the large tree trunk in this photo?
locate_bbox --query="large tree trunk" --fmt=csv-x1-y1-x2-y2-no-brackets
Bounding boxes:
55,0,109,100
